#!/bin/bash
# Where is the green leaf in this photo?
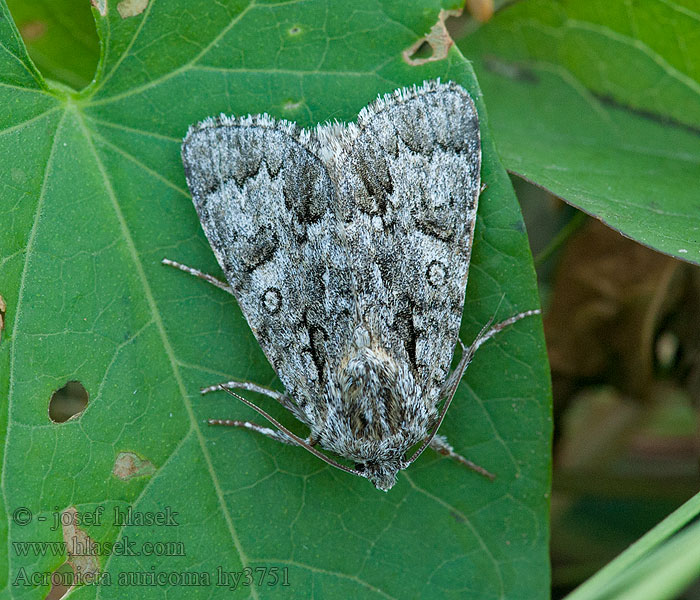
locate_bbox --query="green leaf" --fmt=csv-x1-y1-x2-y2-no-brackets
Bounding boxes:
1,1,551,597
458,0,700,265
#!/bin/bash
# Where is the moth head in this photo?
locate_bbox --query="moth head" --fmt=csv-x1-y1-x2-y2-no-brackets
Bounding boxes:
355,458,406,492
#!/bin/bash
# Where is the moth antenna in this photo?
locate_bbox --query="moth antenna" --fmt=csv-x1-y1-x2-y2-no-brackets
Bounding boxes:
217,386,363,477
406,338,475,467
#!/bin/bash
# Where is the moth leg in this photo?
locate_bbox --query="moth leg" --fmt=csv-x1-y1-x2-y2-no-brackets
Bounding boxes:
208,419,297,446
208,419,320,450
161,258,233,295
428,310,540,478
202,380,309,425
201,380,284,400
429,434,495,480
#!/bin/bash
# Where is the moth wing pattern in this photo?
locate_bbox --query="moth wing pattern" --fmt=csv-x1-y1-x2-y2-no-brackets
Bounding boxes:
324,80,481,408
181,117,355,412
173,80,539,491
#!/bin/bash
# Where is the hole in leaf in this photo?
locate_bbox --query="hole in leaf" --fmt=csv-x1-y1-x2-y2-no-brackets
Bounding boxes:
288,25,302,35
48,507,101,594
9,1,100,90
402,8,461,66
91,0,107,16
46,562,74,600
49,381,88,423
407,40,433,61
117,0,148,19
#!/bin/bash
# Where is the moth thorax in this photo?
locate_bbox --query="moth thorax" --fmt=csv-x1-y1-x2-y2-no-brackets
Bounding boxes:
340,344,412,440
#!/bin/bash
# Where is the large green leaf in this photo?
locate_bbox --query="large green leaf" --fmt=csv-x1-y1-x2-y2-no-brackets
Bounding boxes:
1,1,550,597
458,0,700,265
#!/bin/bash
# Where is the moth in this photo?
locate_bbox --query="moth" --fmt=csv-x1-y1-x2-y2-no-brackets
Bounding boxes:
164,80,539,491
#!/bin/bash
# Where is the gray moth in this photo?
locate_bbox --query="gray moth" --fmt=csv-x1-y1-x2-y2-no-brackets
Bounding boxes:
164,79,539,491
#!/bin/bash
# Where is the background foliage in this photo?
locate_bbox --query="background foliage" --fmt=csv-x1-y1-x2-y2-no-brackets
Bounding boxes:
454,1,700,598
459,0,700,265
